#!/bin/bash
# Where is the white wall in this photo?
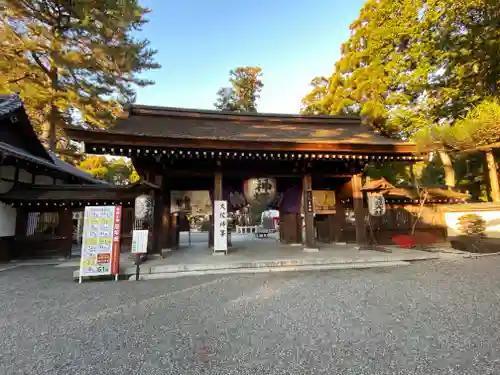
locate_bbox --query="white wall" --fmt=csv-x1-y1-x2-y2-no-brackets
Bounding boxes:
444,210,500,238
0,202,16,237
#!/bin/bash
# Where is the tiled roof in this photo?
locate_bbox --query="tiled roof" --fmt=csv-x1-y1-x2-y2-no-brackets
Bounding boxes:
0,181,157,202
0,94,106,184
0,142,107,185
73,105,411,146
361,178,395,191
47,151,108,184
0,94,23,117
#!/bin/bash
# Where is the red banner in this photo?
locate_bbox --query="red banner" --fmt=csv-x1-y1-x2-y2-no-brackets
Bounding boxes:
111,206,122,275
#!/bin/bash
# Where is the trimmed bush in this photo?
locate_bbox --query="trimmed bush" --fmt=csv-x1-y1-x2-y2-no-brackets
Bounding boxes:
457,214,486,237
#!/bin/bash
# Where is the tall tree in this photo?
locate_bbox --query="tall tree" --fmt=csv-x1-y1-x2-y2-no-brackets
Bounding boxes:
303,0,500,133
214,67,263,112
301,76,330,115
0,0,160,151
303,0,500,184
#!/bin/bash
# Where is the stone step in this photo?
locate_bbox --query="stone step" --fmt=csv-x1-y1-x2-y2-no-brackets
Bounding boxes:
129,261,411,280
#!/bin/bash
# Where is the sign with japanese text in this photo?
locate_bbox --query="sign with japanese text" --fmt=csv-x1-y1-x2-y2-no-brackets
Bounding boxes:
214,200,228,252
305,190,314,213
79,206,122,277
131,229,148,254
368,193,386,217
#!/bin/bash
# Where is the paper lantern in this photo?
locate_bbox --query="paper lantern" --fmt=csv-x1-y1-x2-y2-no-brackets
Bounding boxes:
243,178,277,206
134,194,153,220
368,193,386,217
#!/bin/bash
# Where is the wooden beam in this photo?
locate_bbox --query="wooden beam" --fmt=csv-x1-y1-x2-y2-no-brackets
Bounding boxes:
455,142,500,154
152,189,164,254
214,171,223,200
334,189,345,242
302,174,315,248
351,174,367,246
67,128,417,155
486,150,500,202
164,168,355,179
209,171,223,248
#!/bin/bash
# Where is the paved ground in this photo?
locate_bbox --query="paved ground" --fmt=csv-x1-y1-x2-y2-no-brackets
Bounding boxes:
71,233,438,278
1,257,500,374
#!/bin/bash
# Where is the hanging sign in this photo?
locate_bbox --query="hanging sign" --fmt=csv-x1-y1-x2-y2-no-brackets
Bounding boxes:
368,193,386,217
131,229,148,254
79,206,122,279
214,200,228,253
305,189,314,213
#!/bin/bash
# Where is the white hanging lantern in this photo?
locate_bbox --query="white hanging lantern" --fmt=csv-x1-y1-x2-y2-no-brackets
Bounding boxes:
134,194,153,220
367,193,386,217
243,178,277,206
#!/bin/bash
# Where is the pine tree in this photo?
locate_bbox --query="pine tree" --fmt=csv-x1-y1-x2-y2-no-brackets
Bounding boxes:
0,0,160,151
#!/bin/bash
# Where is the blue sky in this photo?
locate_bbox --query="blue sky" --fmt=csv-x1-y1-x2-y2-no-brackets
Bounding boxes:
135,0,365,114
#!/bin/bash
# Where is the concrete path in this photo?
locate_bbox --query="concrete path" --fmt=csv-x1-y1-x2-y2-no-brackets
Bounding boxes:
72,234,438,280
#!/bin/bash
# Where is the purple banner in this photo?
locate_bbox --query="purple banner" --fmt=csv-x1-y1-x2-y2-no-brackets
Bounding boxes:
279,185,302,213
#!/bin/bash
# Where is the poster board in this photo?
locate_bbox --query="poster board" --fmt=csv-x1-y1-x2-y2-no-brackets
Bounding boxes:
131,229,148,254
313,190,336,214
79,206,122,279
214,200,228,253
170,190,212,215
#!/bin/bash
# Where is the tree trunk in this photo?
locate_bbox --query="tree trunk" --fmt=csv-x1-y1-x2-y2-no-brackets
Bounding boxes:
485,150,500,202
48,104,57,151
41,105,57,152
438,151,455,188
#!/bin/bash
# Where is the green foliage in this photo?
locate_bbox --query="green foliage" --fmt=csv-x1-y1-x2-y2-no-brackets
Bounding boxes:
413,99,500,153
447,99,500,151
457,213,486,237
0,0,159,150
77,155,138,185
364,162,411,185
215,67,263,112
300,76,330,115
302,0,500,139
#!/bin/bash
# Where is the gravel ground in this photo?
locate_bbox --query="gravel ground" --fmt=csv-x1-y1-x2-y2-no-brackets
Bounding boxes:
1,257,500,374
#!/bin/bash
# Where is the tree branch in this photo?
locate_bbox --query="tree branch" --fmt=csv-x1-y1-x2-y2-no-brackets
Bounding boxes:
30,52,51,76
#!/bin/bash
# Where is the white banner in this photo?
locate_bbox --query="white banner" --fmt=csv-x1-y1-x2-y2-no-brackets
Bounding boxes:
79,206,121,277
214,200,228,252
131,229,148,254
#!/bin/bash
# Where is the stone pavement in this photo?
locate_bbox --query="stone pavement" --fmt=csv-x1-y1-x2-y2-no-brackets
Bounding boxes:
72,233,439,280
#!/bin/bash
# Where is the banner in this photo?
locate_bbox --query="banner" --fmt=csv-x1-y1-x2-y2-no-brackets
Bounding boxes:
214,200,228,252
80,206,122,277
